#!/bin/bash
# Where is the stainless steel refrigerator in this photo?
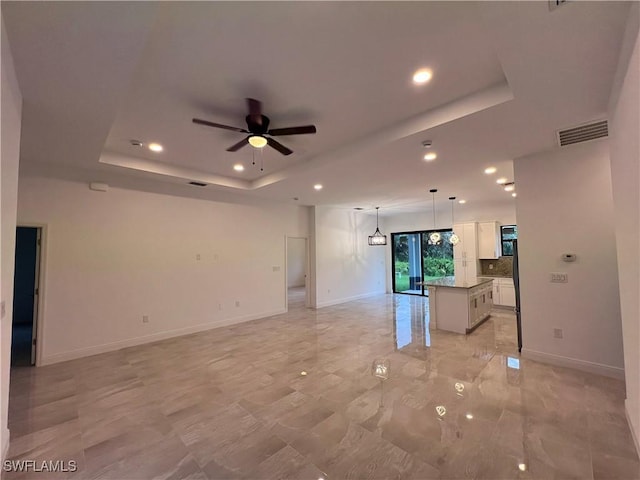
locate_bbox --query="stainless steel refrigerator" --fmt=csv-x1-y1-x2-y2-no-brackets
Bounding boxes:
512,239,522,352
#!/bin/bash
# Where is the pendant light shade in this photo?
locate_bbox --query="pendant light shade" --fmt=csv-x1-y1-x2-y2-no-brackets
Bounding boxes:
449,196,460,245
429,189,441,245
368,207,387,246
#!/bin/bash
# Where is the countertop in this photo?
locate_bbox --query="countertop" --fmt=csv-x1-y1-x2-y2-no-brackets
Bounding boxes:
423,276,494,289
478,274,512,279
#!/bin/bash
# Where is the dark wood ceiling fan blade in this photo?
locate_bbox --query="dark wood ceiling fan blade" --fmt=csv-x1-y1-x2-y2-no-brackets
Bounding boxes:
247,98,263,125
268,125,317,136
193,118,248,133
267,137,293,156
227,137,249,152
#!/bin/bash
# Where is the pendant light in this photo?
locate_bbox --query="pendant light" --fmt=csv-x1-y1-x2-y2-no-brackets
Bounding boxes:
429,189,441,245
368,207,387,246
449,196,460,245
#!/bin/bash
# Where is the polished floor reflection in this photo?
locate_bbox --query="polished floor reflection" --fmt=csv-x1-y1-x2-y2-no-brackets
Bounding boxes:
5,294,639,479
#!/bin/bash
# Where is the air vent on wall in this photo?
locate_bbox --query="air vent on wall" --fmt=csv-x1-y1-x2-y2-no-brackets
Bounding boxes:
557,120,608,147
188,181,207,187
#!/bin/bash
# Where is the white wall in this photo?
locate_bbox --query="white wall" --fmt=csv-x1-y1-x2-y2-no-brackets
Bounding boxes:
286,237,306,288
312,207,386,307
17,177,309,364
608,6,639,453
1,15,22,461
514,140,624,378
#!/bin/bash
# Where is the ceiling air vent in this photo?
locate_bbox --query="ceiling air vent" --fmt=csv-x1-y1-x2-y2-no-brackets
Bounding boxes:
188,181,207,187
557,120,608,147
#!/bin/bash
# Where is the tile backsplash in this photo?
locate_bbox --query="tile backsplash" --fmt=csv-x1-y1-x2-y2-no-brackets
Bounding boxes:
480,257,513,277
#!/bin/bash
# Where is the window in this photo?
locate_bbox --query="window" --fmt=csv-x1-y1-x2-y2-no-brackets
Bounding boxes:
501,225,518,256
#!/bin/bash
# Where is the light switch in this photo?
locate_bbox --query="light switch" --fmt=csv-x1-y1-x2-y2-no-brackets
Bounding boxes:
551,273,568,283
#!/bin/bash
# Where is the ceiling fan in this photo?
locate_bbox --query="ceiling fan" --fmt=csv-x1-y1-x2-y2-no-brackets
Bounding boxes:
192,98,316,156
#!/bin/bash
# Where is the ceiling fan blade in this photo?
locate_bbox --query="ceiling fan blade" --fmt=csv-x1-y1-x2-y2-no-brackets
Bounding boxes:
227,137,249,152
193,118,248,133
268,125,317,136
247,98,263,126
267,137,293,156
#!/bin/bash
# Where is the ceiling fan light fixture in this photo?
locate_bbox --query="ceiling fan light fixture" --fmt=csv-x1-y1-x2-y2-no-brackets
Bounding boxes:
248,135,267,148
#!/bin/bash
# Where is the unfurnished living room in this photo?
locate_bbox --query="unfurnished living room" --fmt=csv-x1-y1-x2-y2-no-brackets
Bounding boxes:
1,2,639,479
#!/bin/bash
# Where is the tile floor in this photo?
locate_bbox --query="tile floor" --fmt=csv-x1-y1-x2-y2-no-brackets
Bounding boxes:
4,294,639,479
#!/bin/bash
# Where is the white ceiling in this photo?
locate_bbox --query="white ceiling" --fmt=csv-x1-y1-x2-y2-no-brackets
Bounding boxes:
1,1,631,216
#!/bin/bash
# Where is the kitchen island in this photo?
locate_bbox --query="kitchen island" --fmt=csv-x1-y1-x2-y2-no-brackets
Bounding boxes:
425,276,494,334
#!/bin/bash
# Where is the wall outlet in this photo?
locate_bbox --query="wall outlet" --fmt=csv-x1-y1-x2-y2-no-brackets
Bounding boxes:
551,273,568,283
235,301,240,307
272,266,280,272
489,264,494,270
196,253,201,261
142,315,149,323
218,303,222,310
1,301,5,319
553,328,563,339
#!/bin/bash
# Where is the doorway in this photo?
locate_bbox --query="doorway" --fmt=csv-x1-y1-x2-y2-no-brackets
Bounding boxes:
11,226,42,367
286,237,308,309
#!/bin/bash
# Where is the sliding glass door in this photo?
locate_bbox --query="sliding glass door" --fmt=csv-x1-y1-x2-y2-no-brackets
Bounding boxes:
392,230,453,295
422,231,454,282
393,233,423,294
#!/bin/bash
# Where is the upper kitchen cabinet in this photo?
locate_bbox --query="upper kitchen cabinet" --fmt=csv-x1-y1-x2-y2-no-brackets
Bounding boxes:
453,223,478,261
478,222,501,259
453,223,478,281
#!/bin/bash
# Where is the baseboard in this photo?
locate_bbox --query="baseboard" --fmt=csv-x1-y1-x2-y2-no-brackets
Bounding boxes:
40,308,286,366
521,348,625,379
2,427,9,461
315,291,385,309
625,399,640,457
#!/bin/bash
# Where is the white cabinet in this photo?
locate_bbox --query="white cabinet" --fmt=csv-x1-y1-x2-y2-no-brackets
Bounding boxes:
499,280,516,307
431,281,493,334
453,222,478,281
485,277,516,307
478,222,500,259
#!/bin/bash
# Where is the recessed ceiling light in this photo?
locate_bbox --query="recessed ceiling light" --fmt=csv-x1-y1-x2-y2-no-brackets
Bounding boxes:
484,167,497,175
518,463,527,472
466,413,474,420
412,68,433,85
354,207,364,210
233,164,244,172
314,184,323,191
512,192,517,197
504,183,515,192
458,199,467,204
148,142,163,152
496,177,508,185
423,152,437,161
